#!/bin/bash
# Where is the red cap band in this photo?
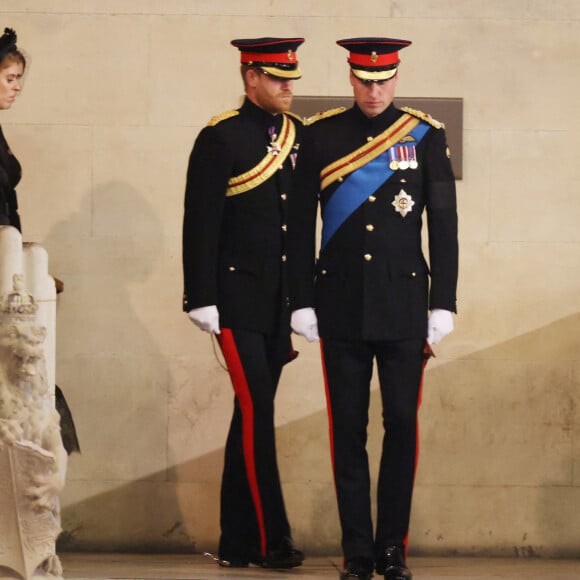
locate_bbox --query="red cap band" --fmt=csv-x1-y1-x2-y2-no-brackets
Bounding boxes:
241,51,297,64
348,51,399,67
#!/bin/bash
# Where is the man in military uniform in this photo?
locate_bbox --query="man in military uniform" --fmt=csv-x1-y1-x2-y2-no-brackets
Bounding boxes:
182,37,305,569
288,38,458,580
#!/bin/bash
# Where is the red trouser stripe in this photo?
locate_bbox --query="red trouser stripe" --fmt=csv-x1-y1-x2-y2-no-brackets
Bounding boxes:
319,339,337,478
404,341,430,556
320,340,345,565
218,328,267,557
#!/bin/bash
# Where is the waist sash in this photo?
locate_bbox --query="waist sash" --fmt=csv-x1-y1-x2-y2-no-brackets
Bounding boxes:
226,114,295,197
321,118,430,250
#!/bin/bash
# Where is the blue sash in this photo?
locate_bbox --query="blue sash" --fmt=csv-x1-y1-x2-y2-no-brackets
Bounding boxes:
321,122,430,250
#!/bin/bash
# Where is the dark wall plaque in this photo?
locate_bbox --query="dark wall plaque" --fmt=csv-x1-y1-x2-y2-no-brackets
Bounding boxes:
292,96,463,179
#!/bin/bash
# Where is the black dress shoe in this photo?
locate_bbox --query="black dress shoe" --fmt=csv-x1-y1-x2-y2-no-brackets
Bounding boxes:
340,557,374,580
216,538,253,567
376,545,412,579
217,557,249,568
253,536,305,568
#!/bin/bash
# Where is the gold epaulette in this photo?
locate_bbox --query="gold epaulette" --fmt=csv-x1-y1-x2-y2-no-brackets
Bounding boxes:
207,109,239,127
305,107,347,126
401,106,444,129
286,111,306,124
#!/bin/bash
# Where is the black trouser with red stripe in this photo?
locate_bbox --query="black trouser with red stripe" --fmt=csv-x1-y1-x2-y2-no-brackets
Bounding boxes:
217,327,292,560
321,337,425,564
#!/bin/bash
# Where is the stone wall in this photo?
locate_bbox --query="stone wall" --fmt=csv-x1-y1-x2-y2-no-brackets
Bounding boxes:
0,0,579,556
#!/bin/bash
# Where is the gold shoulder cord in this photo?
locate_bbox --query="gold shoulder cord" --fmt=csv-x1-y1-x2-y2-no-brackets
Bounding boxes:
305,107,347,126
286,110,306,124
320,113,419,190
400,106,444,129
226,114,296,196
207,109,240,127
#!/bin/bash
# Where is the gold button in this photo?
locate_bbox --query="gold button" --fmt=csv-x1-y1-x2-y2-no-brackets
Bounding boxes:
321,269,328,275
281,193,287,200
228,266,236,272
338,176,343,182
368,195,376,203
364,253,372,261
367,136,373,142
366,224,374,232
282,224,287,231
281,255,287,262
411,272,416,277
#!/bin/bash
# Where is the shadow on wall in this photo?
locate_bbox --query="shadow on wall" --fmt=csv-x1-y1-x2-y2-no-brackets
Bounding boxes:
37,182,182,551
56,307,580,555
410,312,580,557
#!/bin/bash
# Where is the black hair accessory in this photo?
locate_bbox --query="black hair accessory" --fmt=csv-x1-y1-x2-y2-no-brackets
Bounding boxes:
0,28,17,52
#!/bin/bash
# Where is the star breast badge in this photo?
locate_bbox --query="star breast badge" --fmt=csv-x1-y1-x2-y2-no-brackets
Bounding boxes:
392,189,415,217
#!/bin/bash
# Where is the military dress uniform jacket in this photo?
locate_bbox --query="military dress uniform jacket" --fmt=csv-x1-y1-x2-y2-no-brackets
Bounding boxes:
183,98,300,334
288,103,458,341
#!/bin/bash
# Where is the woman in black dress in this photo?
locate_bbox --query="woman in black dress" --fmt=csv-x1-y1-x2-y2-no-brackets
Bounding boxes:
0,27,26,231
0,27,80,453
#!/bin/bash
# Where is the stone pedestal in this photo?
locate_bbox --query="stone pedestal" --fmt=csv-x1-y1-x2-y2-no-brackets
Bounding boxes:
0,442,62,579
0,226,64,580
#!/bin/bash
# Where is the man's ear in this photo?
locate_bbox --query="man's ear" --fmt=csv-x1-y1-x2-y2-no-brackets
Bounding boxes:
246,67,260,88
349,69,355,87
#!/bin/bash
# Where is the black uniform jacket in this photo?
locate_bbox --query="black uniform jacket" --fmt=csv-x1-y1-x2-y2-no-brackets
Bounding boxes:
288,103,458,341
182,98,301,334
0,125,22,232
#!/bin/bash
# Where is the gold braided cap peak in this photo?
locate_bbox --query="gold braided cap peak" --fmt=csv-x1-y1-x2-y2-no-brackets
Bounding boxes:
207,109,240,127
305,107,347,126
401,106,444,129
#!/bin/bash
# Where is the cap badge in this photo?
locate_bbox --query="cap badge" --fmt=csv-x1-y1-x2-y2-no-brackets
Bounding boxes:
392,189,415,217
370,51,378,63
287,50,294,61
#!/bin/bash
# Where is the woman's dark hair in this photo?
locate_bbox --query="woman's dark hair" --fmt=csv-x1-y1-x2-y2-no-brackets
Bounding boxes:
0,28,26,70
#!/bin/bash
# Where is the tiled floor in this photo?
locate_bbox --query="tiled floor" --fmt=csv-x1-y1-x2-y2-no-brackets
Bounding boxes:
57,553,580,579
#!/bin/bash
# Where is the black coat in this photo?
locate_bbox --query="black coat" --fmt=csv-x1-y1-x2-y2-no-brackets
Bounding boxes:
0,125,22,231
288,103,458,341
182,98,302,334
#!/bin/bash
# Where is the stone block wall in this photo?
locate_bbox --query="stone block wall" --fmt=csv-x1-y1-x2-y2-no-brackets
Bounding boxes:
1,0,579,556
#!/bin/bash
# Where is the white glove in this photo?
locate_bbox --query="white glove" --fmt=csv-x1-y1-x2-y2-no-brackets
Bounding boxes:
291,307,319,343
188,305,220,334
427,309,454,345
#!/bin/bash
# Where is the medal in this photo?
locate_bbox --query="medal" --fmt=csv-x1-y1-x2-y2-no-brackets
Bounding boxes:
409,145,418,169
398,146,409,170
392,189,415,217
388,148,399,170
267,126,281,156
